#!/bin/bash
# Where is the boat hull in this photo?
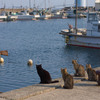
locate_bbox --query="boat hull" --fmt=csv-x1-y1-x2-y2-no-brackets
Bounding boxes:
16,15,34,20
67,43,100,49
66,34,100,49
34,14,52,20
0,16,7,21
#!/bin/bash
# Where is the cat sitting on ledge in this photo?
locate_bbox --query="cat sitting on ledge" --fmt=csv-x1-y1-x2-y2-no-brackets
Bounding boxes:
61,68,74,89
36,64,59,84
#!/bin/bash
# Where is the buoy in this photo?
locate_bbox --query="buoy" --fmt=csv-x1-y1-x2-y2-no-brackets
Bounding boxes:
0,57,4,63
27,59,33,66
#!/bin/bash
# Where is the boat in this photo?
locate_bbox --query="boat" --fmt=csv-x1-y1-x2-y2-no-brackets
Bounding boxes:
10,10,34,20
59,28,86,37
0,11,7,21
51,10,67,19
36,14,52,20
60,12,100,49
0,16,7,21
60,0,100,49
67,9,86,18
31,9,52,20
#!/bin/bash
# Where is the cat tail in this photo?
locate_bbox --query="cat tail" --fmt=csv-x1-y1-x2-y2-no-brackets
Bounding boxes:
51,80,59,83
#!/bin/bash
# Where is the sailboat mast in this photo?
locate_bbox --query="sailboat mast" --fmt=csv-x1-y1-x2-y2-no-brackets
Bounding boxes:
34,0,36,8
75,0,78,34
45,0,46,9
29,0,31,9
64,0,66,7
48,0,50,8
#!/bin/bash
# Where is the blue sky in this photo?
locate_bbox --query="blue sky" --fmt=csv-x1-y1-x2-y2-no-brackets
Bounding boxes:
0,0,95,8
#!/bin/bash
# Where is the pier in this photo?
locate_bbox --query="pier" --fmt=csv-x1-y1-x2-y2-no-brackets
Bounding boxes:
0,67,100,100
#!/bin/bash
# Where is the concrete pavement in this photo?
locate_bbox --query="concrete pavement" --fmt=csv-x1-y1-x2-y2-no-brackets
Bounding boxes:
0,67,100,100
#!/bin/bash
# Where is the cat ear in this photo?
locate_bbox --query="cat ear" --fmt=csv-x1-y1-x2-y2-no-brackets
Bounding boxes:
65,68,67,71
89,64,91,68
61,68,64,73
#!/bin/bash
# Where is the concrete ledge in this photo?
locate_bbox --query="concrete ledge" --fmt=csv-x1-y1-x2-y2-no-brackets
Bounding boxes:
1,67,99,100
0,98,6,100
0,78,62,100
0,78,81,100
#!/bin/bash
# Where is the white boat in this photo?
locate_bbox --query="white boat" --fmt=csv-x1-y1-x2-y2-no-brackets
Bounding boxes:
10,10,34,20
32,9,52,20
67,9,86,18
35,14,52,20
61,12,100,49
51,10,67,19
17,15,34,20
0,11,7,21
59,28,86,36
0,16,7,21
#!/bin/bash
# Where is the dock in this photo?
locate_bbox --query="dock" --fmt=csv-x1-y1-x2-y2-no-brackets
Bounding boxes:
0,67,100,100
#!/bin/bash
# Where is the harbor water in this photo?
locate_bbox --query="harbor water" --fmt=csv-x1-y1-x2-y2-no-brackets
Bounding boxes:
0,18,100,92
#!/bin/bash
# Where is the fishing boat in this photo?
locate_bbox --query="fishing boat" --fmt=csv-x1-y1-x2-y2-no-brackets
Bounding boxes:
10,10,34,20
32,9,52,20
60,12,100,49
60,0,100,49
0,16,7,21
36,14,52,20
0,11,7,21
67,9,86,18
51,10,67,19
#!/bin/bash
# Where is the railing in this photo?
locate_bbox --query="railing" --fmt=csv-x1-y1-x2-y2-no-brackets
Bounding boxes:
86,30,97,36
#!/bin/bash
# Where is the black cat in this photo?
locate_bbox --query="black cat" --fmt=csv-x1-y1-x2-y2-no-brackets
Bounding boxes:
36,64,59,84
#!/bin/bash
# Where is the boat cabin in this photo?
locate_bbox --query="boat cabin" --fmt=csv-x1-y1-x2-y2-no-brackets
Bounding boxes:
98,23,100,32
88,12,99,22
87,12,100,35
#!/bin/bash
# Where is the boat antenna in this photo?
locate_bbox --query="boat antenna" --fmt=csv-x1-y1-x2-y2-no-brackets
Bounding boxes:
75,0,78,34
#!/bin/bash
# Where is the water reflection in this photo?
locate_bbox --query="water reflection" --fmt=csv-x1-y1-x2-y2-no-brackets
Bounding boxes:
0,18,99,92
65,45,100,68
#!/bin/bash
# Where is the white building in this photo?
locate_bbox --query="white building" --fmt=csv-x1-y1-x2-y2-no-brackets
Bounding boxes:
95,0,100,10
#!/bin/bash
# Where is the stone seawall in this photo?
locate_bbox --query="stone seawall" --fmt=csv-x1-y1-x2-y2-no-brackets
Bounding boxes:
0,67,100,100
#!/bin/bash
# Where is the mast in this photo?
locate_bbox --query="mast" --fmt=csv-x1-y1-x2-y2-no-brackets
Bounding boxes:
29,0,31,9
48,0,50,8
63,0,66,7
45,0,46,9
75,0,78,34
33,0,36,8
